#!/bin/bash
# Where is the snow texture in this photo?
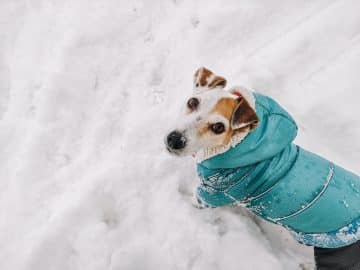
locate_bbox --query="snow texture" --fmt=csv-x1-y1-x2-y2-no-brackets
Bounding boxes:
0,1,359,269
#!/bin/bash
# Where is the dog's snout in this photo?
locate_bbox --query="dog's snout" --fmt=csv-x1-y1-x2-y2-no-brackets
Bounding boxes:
166,131,186,150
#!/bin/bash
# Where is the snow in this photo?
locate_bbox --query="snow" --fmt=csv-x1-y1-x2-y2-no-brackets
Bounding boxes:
0,0,359,269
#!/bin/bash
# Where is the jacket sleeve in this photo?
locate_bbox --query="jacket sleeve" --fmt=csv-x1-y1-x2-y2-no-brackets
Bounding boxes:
195,184,236,208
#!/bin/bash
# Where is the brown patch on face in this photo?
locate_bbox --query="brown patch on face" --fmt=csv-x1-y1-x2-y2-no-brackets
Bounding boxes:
211,97,238,120
208,97,258,146
194,97,237,145
195,97,255,149
213,97,239,144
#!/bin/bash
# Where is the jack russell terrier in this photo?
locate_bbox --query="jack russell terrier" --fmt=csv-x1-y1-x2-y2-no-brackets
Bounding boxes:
165,67,360,270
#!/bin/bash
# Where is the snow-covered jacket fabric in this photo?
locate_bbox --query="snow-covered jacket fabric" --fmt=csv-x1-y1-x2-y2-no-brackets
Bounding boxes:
196,93,360,248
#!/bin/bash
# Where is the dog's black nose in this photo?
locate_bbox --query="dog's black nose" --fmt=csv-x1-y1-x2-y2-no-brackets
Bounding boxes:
166,131,186,150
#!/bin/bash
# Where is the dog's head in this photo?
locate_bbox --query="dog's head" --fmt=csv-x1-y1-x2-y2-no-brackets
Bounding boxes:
165,67,259,158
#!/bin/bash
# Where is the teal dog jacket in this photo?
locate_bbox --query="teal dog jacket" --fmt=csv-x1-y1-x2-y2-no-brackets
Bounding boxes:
196,93,360,248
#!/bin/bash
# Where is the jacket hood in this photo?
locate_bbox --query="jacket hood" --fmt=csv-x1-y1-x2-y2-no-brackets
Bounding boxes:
199,93,298,169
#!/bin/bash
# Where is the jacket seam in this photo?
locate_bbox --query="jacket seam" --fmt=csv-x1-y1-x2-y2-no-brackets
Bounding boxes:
272,163,335,222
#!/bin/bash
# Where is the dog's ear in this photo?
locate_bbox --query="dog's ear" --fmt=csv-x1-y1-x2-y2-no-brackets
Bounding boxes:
231,96,259,130
193,67,227,92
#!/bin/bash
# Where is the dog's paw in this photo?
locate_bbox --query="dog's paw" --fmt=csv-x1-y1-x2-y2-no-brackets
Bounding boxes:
191,194,207,209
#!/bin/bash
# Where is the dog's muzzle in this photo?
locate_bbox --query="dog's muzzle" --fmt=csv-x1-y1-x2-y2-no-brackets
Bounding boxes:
166,130,187,152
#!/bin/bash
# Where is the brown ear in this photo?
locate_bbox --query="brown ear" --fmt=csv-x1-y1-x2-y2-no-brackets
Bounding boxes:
193,67,227,91
231,96,259,130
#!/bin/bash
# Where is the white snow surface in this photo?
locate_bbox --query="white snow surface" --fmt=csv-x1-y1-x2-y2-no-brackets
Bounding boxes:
0,1,359,269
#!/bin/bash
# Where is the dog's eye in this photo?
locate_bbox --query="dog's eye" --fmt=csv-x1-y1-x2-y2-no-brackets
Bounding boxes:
210,122,225,134
187,97,199,111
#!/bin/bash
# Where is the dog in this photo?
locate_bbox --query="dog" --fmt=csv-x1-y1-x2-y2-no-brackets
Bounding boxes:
165,67,360,270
